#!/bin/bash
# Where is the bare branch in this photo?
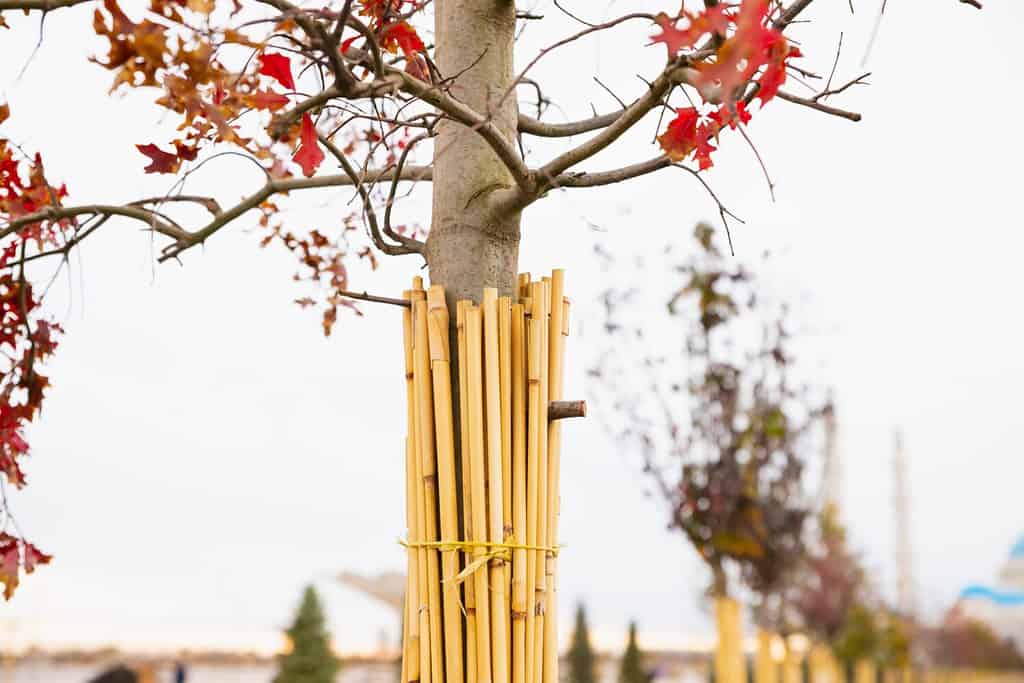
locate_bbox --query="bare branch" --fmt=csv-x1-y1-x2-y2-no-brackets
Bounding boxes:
776,91,862,122
773,0,817,31
534,65,697,190
551,156,672,188
319,134,424,257
392,69,532,193
0,0,87,9
517,111,622,138
0,205,186,242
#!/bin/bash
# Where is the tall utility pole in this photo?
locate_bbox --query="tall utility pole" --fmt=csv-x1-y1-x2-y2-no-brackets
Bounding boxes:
821,400,841,516
893,429,916,617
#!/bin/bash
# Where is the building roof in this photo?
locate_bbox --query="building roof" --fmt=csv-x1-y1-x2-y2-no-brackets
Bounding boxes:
960,584,1024,606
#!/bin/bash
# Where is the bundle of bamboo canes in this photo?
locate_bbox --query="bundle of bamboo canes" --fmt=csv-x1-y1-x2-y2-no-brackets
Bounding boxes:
400,270,575,683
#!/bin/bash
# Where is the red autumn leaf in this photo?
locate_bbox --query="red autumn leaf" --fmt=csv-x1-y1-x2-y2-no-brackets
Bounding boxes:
257,52,295,91
136,143,180,174
381,21,424,59
174,140,198,161
650,8,731,59
292,114,324,178
694,124,717,171
244,89,290,112
405,53,430,82
658,107,700,161
340,35,360,55
0,533,19,600
23,541,52,573
709,101,752,130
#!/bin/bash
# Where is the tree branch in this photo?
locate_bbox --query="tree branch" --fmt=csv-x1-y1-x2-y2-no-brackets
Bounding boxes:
551,156,672,188
390,69,532,193
534,65,696,190
319,134,424,257
0,0,87,9
775,91,862,122
518,111,623,138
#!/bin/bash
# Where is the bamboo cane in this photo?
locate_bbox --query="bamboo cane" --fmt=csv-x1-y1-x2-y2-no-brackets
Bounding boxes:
457,301,478,683
531,280,549,683
414,296,444,683
466,305,494,683
510,302,528,683
401,291,420,683
498,295,513,640
517,273,531,301
855,659,876,683
781,642,801,683
409,289,432,683
755,630,778,683
427,285,465,683
544,271,566,683
524,310,542,683
483,288,510,683
404,437,422,683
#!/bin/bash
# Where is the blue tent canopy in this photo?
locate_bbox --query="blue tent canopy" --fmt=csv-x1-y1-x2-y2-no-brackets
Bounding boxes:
960,584,1024,606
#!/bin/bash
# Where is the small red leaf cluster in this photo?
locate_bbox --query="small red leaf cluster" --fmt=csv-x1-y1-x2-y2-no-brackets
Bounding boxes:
1,531,51,600
658,101,751,170
258,203,369,336
0,119,65,599
346,0,427,65
653,0,801,168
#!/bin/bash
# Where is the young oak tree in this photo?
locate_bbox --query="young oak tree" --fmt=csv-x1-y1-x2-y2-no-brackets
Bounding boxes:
0,0,979,597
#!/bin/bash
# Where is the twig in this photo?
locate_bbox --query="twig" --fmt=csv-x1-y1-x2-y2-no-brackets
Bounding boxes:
336,289,410,308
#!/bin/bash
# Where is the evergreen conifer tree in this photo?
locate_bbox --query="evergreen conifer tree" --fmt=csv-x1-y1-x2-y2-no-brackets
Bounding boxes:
619,622,646,683
569,603,597,683
274,585,341,683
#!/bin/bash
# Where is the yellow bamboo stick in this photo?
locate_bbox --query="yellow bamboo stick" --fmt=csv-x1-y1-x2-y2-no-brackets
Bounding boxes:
427,286,464,683
517,273,531,301
405,290,430,683
457,301,478,683
402,291,421,683
524,311,542,683
511,303,528,683
466,306,494,683
531,280,549,683
413,297,444,683
483,288,510,683
498,295,513,671
404,437,422,683
544,271,566,683
855,659,876,683
754,630,778,683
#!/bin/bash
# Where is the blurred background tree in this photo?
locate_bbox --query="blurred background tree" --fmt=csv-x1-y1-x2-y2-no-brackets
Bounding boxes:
568,603,597,683
619,621,646,683
592,224,823,602
274,585,340,683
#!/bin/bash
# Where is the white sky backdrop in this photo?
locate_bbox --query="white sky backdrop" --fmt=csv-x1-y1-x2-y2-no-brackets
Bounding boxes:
1,0,1023,657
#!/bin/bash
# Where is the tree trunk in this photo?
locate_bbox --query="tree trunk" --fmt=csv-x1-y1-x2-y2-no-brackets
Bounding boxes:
426,0,521,305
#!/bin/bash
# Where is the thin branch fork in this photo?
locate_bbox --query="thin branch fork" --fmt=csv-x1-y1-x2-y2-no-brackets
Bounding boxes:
776,91,861,122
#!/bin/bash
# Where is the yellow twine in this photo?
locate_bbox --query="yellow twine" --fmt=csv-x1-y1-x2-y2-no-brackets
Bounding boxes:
398,537,562,588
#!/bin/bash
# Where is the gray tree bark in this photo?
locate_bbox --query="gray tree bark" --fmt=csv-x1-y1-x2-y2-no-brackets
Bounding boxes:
426,0,521,305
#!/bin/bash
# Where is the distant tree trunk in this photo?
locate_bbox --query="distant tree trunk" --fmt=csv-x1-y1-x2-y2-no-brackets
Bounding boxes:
426,0,521,306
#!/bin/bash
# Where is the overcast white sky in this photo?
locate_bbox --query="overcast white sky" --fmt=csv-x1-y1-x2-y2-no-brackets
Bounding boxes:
1,0,1023,657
